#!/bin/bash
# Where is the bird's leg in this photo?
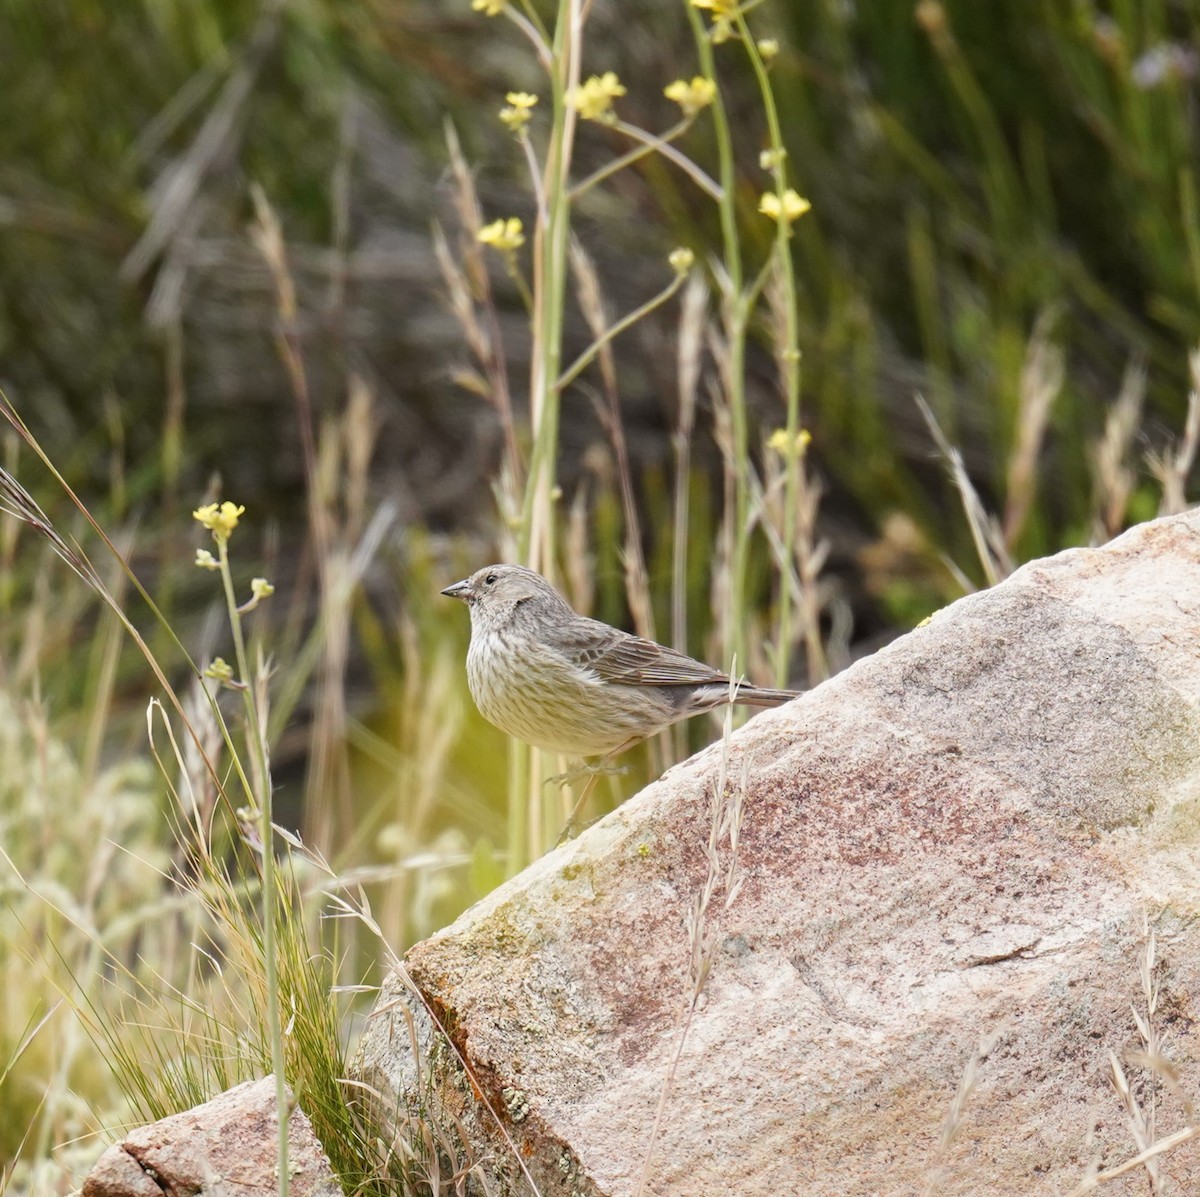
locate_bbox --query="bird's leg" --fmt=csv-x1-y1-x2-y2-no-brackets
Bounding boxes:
556,737,641,844
544,760,630,789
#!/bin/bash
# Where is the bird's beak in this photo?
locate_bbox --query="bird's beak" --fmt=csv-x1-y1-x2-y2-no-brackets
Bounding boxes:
440,577,473,601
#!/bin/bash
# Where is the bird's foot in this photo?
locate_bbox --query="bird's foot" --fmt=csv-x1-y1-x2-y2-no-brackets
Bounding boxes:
555,812,603,846
544,762,629,790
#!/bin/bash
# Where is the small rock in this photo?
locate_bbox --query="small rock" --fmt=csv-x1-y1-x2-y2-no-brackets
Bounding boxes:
83,1077,340,1197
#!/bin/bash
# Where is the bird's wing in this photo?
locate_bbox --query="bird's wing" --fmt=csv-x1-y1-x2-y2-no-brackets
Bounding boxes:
551,618,729,688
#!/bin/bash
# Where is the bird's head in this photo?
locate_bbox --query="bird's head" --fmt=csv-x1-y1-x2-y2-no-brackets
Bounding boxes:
440,564,571,631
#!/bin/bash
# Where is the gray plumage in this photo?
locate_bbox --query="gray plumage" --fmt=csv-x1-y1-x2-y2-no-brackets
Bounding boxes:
441,564,799,757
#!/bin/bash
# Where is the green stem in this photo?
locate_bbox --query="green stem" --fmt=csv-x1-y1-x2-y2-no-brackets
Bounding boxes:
592,120,723,201
505,4,553,69
217,536,289,1197
739,21,808,687
504,253,535,314
687,6,748,679
513,0,582,861
518,0,578,570
557,274,687,391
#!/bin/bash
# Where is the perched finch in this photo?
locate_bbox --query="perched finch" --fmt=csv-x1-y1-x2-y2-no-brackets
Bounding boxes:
441,564,799,758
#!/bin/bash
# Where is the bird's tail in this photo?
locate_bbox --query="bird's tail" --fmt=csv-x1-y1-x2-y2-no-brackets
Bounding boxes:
730,683,800,708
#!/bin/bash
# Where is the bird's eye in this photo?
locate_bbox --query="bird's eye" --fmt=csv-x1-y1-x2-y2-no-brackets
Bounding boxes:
485,572,497,586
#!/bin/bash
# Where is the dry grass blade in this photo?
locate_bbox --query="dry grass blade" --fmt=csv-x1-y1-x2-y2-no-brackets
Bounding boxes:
1004,308,1063,548
563,476,595,615
915,393,1013,586
1107,1052,1161,1193
568,239,653,641
442,121,520,488
923,1031,1002,1196
1063,1126,1200,1197
1134,926,1162,1142
0,466,102,591
568,238,617,396
434,222,492,377
1151,346,1200,516
249,183,390,859
1090,357,1146,543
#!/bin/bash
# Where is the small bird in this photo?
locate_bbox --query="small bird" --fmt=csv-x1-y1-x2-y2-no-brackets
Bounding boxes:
441,564,799,759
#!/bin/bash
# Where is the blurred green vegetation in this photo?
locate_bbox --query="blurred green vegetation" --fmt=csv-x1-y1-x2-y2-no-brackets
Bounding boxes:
3,1,1196,539
1,0,1198,1190
0,4,1192,734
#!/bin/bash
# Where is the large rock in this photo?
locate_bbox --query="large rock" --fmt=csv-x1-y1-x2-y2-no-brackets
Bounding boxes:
83,1077,339,1197
356,510,1200,1195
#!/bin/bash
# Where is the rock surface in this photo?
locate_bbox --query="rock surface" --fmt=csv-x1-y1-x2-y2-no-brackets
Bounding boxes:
356,510,1200,1195
83,1077,340,1197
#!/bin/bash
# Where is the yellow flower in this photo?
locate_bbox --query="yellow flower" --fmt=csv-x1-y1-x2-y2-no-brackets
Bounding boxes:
500,91,538,131
471,0,505,14
758,189,812,223
478,217,525,253
757,38,779,61
668,247,696,275
204,656,235,683
569,72,626,122
664,76,717,117
767,428,812,457
691,0,737,39
238,576,276,614
194,548,220,571
193,500,246,543
759,147,787,172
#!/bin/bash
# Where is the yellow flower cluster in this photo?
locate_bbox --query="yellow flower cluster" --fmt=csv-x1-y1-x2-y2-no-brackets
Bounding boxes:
758,189,811,223
193,501,245,543
663,76,717,117
768,427,812,457
471,0,505,14
570,72,626,122
205,657,235,683
500,91,538,131
691,0,739,41
478,217,525,253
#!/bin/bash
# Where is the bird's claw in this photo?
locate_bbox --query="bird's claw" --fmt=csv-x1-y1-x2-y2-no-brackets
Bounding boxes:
555,812,602,846
544,762,629,790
